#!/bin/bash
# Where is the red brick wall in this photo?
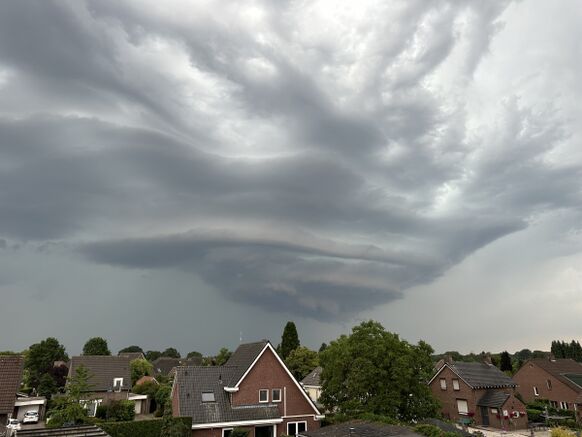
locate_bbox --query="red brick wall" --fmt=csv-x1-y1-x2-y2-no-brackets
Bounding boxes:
232,347,318,421
429,366,528,429
513,361,580,412
172,383,180,418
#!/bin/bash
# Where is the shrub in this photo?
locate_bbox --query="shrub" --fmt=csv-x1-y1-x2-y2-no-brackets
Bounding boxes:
526,408,544,422
95,405,108,420
415,424,445,437
551,428,576,437
231,428,250,437
100,417,191,437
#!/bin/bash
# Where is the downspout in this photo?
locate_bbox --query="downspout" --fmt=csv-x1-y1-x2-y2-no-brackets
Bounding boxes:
284,386,287,417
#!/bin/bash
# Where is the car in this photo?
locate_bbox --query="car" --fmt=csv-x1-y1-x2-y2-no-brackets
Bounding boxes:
22,410,40,424
6,418,21,430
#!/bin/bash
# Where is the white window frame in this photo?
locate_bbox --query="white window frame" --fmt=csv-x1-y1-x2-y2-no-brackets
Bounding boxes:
491,408,498,415
222,428,233,437
113,378,123,392
440,378,447,390
560,401,568,410
533,386,539,396
259,389,269,403
287,421,307,436
452,379,460,391
272,388,282,403
456,399,469,415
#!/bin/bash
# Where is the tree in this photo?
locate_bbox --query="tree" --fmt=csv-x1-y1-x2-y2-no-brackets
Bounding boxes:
160,400,189,437
50,362,69,388
130,358,154,385
145,350,162,361
119,345,143,354
83,337,111,356
499,351,512,372
215,348,232,366
187,351,203,360
319,343,328,353
25,337,68,389
320,320,439,420
285,346,319,380
47,365,94,428
281,321,300,360
155,385,172,415
161,348,181,359
37,373,58,399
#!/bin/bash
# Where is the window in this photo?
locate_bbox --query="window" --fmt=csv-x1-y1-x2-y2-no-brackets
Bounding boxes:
491,408,498,415
222,429,233,437
272,388,282,402
550,401,558,408
202,392,215,402
560,401,569,410
259,389,269,403
547,379,552,390
452,379,460,391
456,399,469,415
533,386,539,396
287,421,307,436
440,379,447,390
113,378,123,392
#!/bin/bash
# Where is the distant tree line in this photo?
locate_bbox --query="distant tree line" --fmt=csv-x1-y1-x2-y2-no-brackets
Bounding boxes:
551,340,582,362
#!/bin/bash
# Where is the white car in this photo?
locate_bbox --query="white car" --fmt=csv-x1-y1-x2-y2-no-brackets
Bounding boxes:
6,418,21,430
22,410,40,424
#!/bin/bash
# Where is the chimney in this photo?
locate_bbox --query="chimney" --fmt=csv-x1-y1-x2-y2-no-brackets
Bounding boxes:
483,353,492,365
445,354,453,364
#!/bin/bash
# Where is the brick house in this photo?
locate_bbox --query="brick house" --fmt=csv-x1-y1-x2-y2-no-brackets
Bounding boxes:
0,355,24,427
300,367,322,405
68,355,135,416
429,361,528,429
513,358,582,420
172,340,323,437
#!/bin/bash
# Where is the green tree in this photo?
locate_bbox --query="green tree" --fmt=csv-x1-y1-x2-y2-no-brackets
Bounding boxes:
281,321,300,360
37,373,58,399
499,351,512,372
130,358,154,385
320,320,439,420
119,345,143,354
83,337,111,356
155,385,172,415
25,337,68,389
161,400,189,437
319,343,328,353
187,351,203,360
162,348,181,358
215,348,232,366
285,346,319,380
48,365,94,427
145,350,162,361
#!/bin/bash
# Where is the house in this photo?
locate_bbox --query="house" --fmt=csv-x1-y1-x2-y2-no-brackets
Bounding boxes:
300,367,322,404
429,361,528,429
513,358,582,420
0,355,24,427
68,355,149,416
172,340,323,437
154,357,203,376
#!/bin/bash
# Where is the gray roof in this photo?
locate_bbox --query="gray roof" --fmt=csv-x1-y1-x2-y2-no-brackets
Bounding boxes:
476,390,511,408
16,425,110,436
118,352,145,361
301,367,322,387
69,356,131,392
224,340,268,386
448,362,516,388
301,421,421,437
153,357,204,375
0,355,24,414
175,365,280,425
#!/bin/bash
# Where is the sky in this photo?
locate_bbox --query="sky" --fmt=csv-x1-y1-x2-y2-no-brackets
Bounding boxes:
1,0,581,357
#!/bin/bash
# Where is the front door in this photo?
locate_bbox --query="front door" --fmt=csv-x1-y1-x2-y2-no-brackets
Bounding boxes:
480,406,490,426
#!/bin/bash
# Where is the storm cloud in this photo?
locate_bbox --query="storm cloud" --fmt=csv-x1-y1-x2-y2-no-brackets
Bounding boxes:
1,1,582,352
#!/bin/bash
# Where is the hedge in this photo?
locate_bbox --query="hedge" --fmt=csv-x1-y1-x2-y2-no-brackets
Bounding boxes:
99,417,192,437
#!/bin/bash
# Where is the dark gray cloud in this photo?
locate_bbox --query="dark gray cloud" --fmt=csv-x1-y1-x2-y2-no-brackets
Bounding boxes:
1,0,582,351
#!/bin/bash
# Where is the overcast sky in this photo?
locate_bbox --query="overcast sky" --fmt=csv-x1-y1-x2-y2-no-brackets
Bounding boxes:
1,0,581,357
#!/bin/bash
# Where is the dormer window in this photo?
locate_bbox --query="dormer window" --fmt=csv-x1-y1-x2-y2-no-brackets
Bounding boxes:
259,389,269,403
202,392,215,402
113,378,123,392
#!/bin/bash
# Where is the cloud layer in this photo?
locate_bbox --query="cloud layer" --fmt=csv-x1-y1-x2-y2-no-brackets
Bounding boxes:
1,0,581,325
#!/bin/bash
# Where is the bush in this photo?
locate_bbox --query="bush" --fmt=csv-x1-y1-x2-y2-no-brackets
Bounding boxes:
527,408,544,422
100,417,191,437
551,428,576,437
95,405,108,420
415,424,445,437
231,428,250,437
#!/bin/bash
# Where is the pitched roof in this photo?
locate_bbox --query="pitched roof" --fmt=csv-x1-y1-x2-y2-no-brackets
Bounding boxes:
16,424,110,436
476,390,511,408
153,357,203,375
301,367,322,387
528,358,582,393
444,362,516,389
174,366,280,425
224,340,268,386
136,375,158,386
118,352,145,361
0,355,24,414
69,356,131,392
300,421,420,437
